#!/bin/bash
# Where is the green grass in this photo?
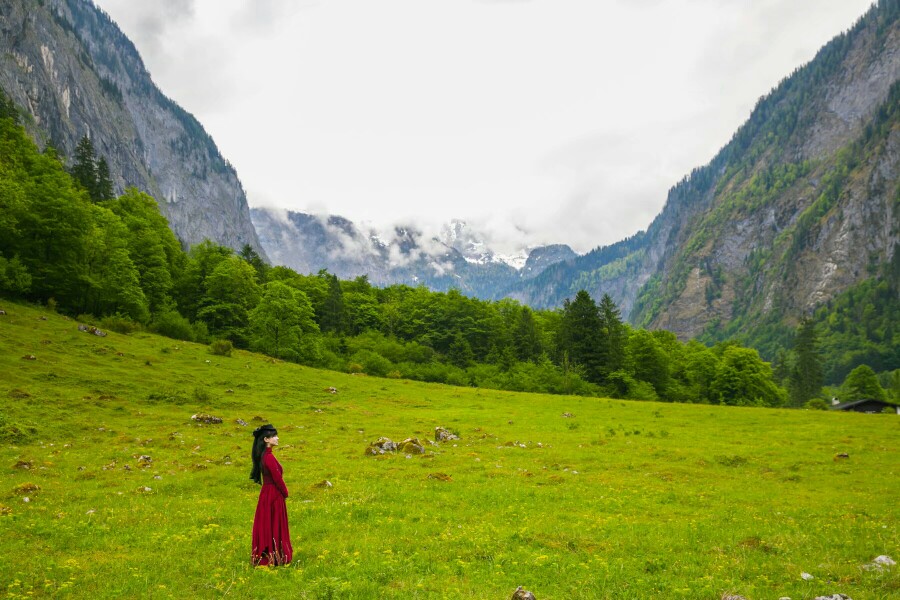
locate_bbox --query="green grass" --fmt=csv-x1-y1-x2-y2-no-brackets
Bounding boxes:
1,300,898,599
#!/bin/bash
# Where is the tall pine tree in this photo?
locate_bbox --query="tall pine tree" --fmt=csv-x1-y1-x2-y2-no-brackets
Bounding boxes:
789,317,823,406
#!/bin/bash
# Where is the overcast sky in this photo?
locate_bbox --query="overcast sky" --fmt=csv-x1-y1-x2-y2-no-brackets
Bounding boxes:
93,0,874,254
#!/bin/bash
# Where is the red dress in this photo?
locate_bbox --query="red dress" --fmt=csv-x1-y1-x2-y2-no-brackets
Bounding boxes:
251,448,292,565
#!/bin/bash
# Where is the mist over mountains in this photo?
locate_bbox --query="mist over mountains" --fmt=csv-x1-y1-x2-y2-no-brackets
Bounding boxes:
251,207,578,299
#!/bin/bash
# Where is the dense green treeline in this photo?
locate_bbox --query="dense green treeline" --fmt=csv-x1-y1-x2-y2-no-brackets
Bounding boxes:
0,105,798,408
1,88,893,407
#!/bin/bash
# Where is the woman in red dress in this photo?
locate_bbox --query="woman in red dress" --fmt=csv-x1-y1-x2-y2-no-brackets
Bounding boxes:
250,424,292,566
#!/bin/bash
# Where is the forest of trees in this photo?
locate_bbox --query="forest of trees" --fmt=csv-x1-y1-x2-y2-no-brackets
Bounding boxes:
1,89,895,408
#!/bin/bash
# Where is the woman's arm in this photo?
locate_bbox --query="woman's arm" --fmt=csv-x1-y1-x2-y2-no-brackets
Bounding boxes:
264,452,289,498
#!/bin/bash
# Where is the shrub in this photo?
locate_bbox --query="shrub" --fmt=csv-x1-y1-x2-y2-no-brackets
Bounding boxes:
100,314,142,334
804,398,829,410
149,310,195,341
347,363,364,374
209,339,233,357
387,370,402,379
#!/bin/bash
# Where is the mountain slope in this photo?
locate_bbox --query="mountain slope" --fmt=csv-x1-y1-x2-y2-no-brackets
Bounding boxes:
0,0,263,254
512,1,899,353
251,207,575,298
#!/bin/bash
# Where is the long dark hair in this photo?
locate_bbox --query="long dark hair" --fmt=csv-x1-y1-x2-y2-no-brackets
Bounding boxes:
250,424,277,485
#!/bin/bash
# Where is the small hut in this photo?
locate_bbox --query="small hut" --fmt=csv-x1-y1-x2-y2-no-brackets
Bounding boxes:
831,399,899,414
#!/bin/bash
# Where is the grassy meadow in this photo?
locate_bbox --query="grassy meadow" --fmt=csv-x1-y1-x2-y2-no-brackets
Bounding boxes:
0,300,898,599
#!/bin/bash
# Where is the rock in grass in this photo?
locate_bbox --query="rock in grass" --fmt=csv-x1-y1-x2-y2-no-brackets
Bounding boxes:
0,309,6,315
191,413,222,424
510,586,536,600
801,572,815,580
398,438,425,454
313,480,333,489
365,437,396,456
77,324,107,337
863,555,895,571
434,427,459,442
721,595,748,600
813,595,852,600
21,355,36,361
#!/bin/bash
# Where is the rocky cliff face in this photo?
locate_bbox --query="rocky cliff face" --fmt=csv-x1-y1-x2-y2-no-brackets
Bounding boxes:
512,2,899,346
251,207,576,298
0,0,263,255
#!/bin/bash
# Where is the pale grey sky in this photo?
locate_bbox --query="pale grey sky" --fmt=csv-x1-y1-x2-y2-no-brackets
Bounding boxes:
94,0,874,254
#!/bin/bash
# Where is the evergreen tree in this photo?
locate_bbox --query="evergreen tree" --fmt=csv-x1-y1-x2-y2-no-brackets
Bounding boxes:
789,318,823,406
512,306,542,362
95,157,114,201
448,331,475,368
239,244,269,282
71,135,98,200
558,290,604,383
321,273,347,334
598,293,626,378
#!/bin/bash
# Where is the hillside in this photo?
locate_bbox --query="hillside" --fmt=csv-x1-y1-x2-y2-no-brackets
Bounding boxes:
1,300,897,598
0,0,263,254
509,2,899,356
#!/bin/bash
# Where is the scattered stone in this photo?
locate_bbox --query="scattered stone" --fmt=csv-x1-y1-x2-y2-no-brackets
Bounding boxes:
77,466,86,471
0,309,6,315
21,355,36,361
38,316,47,321
22,497,30,503
191,413,223,425
435,427,459,442
77,324,107,337
801,572,815,581
136,486,152,493
86,509,96,515
123,464,132,471
225,389,234,394
137,455,152,467
863,555,896,571
14,482,39,494
562,412,574,418
314,408,324,413
834,453,850,460
398,438,425,454
13,461,32,470
721,595,748,600
813,595,852,600
102,460,116,470
428,473,452,482
313,480,333,489
116,352,125,357
365,437,397,456
235,418,248,426
326,387,338,394
511,586,536,600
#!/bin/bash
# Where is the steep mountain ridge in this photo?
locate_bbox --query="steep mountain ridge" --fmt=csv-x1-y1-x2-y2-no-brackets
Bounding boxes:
510,1,899,351
0,0,263,254
251,207,575,297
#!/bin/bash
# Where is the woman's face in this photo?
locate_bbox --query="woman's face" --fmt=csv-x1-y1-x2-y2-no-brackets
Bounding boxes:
264,434,279,447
